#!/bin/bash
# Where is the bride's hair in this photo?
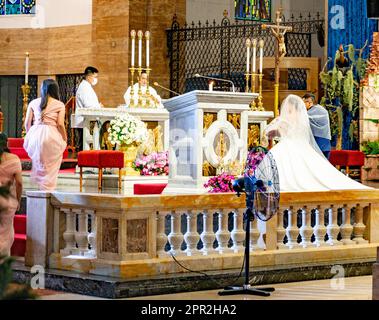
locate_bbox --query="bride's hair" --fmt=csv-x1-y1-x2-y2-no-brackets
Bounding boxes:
264,94,324,157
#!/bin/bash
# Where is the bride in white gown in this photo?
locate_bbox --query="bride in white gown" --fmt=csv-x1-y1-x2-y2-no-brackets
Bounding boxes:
262,94,371,192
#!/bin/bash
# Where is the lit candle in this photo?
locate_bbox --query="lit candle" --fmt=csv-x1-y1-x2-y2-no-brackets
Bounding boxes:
209,80,214,92
252,39,257,73
145,31,150,68
259,39,264,74
246,38,251,74
131,30,136,67
138,30,143,67
25,52,29,84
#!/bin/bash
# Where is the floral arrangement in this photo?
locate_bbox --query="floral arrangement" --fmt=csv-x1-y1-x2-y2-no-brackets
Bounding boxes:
134,151,169,176
204,172,235,193
244,146,268,176
108,114,148,146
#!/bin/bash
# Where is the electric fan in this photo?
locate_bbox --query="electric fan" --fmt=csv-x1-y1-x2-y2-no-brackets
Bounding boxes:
218,147,280,297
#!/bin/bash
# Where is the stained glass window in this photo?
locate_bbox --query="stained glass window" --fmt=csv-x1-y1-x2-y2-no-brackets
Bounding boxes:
235,0,271,21
0,0,36,16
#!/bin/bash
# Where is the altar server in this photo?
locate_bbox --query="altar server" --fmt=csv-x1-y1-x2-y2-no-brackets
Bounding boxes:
74,66,103,150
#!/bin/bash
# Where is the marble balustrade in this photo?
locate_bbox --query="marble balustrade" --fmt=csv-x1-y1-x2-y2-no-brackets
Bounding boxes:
25,189,379,278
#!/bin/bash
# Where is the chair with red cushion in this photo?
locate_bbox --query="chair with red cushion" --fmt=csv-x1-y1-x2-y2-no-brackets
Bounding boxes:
78,150,124,192
329,150,365,180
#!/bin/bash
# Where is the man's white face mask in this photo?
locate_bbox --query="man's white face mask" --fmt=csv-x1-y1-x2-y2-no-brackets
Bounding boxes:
92,78,98,86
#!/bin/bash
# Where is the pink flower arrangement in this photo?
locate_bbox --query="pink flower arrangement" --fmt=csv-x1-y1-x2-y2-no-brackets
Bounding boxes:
245,146,268,176
204,172,235,193
134,151,169,176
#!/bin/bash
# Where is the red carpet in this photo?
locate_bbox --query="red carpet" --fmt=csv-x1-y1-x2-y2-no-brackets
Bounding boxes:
11,215,27,257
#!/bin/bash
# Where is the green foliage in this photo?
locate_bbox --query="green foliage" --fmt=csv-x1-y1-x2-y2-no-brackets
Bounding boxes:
348,44,356,63
361,141,379,155
0,256,37,300
343,68,354,111
320,44,368,148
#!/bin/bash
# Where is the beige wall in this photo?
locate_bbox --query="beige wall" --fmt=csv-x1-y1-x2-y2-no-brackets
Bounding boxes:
0,0,186,106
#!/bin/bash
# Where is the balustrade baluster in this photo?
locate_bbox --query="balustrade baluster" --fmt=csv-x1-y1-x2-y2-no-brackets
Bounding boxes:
156,211,168,257
87,210,97,258
184,210,201,256
352,204,368,244
286,206,299,249
340,204,355,245
314,205,327,247
200,210,216,255
215,209,231,254
231,209,245,253
250,217,262,251
276,208,286,250
61,208,76,256
74,209,89,256
326,205,342,246
168,210,184,256
299,206,313,248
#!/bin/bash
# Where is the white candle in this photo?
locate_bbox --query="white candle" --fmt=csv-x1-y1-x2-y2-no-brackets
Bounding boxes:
25,52,29,84
145,31,150,68
259,39,264,74
252,39,257,73
246,39,251,73
138,30,143,67
131,30,136,67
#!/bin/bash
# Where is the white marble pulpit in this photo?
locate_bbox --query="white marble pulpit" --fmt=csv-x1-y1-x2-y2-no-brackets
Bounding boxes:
163,90,273,194
73,106,170,151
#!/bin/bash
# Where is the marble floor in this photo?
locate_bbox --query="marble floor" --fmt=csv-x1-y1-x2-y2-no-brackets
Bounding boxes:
35,275,373,300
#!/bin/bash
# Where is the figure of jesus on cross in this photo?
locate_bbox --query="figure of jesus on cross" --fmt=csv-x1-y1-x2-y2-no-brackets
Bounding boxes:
263,10,293,117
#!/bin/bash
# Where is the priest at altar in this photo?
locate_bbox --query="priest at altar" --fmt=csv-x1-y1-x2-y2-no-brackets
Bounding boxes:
123,70,164,108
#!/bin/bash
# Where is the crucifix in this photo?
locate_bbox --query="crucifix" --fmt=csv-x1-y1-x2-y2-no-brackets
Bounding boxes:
262,10,293,117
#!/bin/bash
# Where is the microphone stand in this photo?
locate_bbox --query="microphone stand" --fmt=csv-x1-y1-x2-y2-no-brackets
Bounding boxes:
218,176,275,297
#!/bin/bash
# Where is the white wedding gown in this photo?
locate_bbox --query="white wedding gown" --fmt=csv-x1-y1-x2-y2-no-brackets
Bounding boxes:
264,95,371,192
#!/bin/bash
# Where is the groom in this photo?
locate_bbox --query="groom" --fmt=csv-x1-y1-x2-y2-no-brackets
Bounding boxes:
302,93,331,159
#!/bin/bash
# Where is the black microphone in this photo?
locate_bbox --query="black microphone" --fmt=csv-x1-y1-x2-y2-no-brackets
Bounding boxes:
194,74,236,92
153,82,180,96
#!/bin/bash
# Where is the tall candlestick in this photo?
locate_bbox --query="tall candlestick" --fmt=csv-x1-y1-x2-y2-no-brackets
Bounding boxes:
145,31,150,68
138,30,143,68
252,39,257,73
131,30,136,67
25,52,29,84
246,38,251,73
259,39,264,74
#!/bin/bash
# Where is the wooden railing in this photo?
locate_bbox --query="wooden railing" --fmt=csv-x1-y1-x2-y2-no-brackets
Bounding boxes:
25,189,379,279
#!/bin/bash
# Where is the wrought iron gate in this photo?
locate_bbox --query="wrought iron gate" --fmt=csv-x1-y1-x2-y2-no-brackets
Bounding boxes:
167,12,325,96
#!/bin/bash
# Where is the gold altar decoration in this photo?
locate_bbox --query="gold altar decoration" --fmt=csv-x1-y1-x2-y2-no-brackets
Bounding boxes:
21,52,30,137
228,114,240,129
262,9,293,117
248,124,261,148
140,125,164,155
120,142,140,176
129,29,159,108
203,113,214,133
21,83,30,137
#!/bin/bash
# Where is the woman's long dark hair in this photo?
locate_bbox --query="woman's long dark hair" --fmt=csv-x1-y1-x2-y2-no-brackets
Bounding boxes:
39,79,60,112
0,132,10,163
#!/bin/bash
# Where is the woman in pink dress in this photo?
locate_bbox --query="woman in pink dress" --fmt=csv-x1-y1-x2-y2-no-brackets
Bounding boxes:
0,133,23,257
24,79,67,191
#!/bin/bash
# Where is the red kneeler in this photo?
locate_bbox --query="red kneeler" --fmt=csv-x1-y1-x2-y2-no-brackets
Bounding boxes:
78,150,124,192
134,183,167,195
329,150,365,179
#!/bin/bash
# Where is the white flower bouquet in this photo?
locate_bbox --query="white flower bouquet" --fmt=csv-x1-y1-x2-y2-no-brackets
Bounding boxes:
108,114,148,146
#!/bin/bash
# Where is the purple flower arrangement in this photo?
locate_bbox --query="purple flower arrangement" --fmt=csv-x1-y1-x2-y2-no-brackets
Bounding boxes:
203,172,235,193
134,151,169,176
244,147,268,176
